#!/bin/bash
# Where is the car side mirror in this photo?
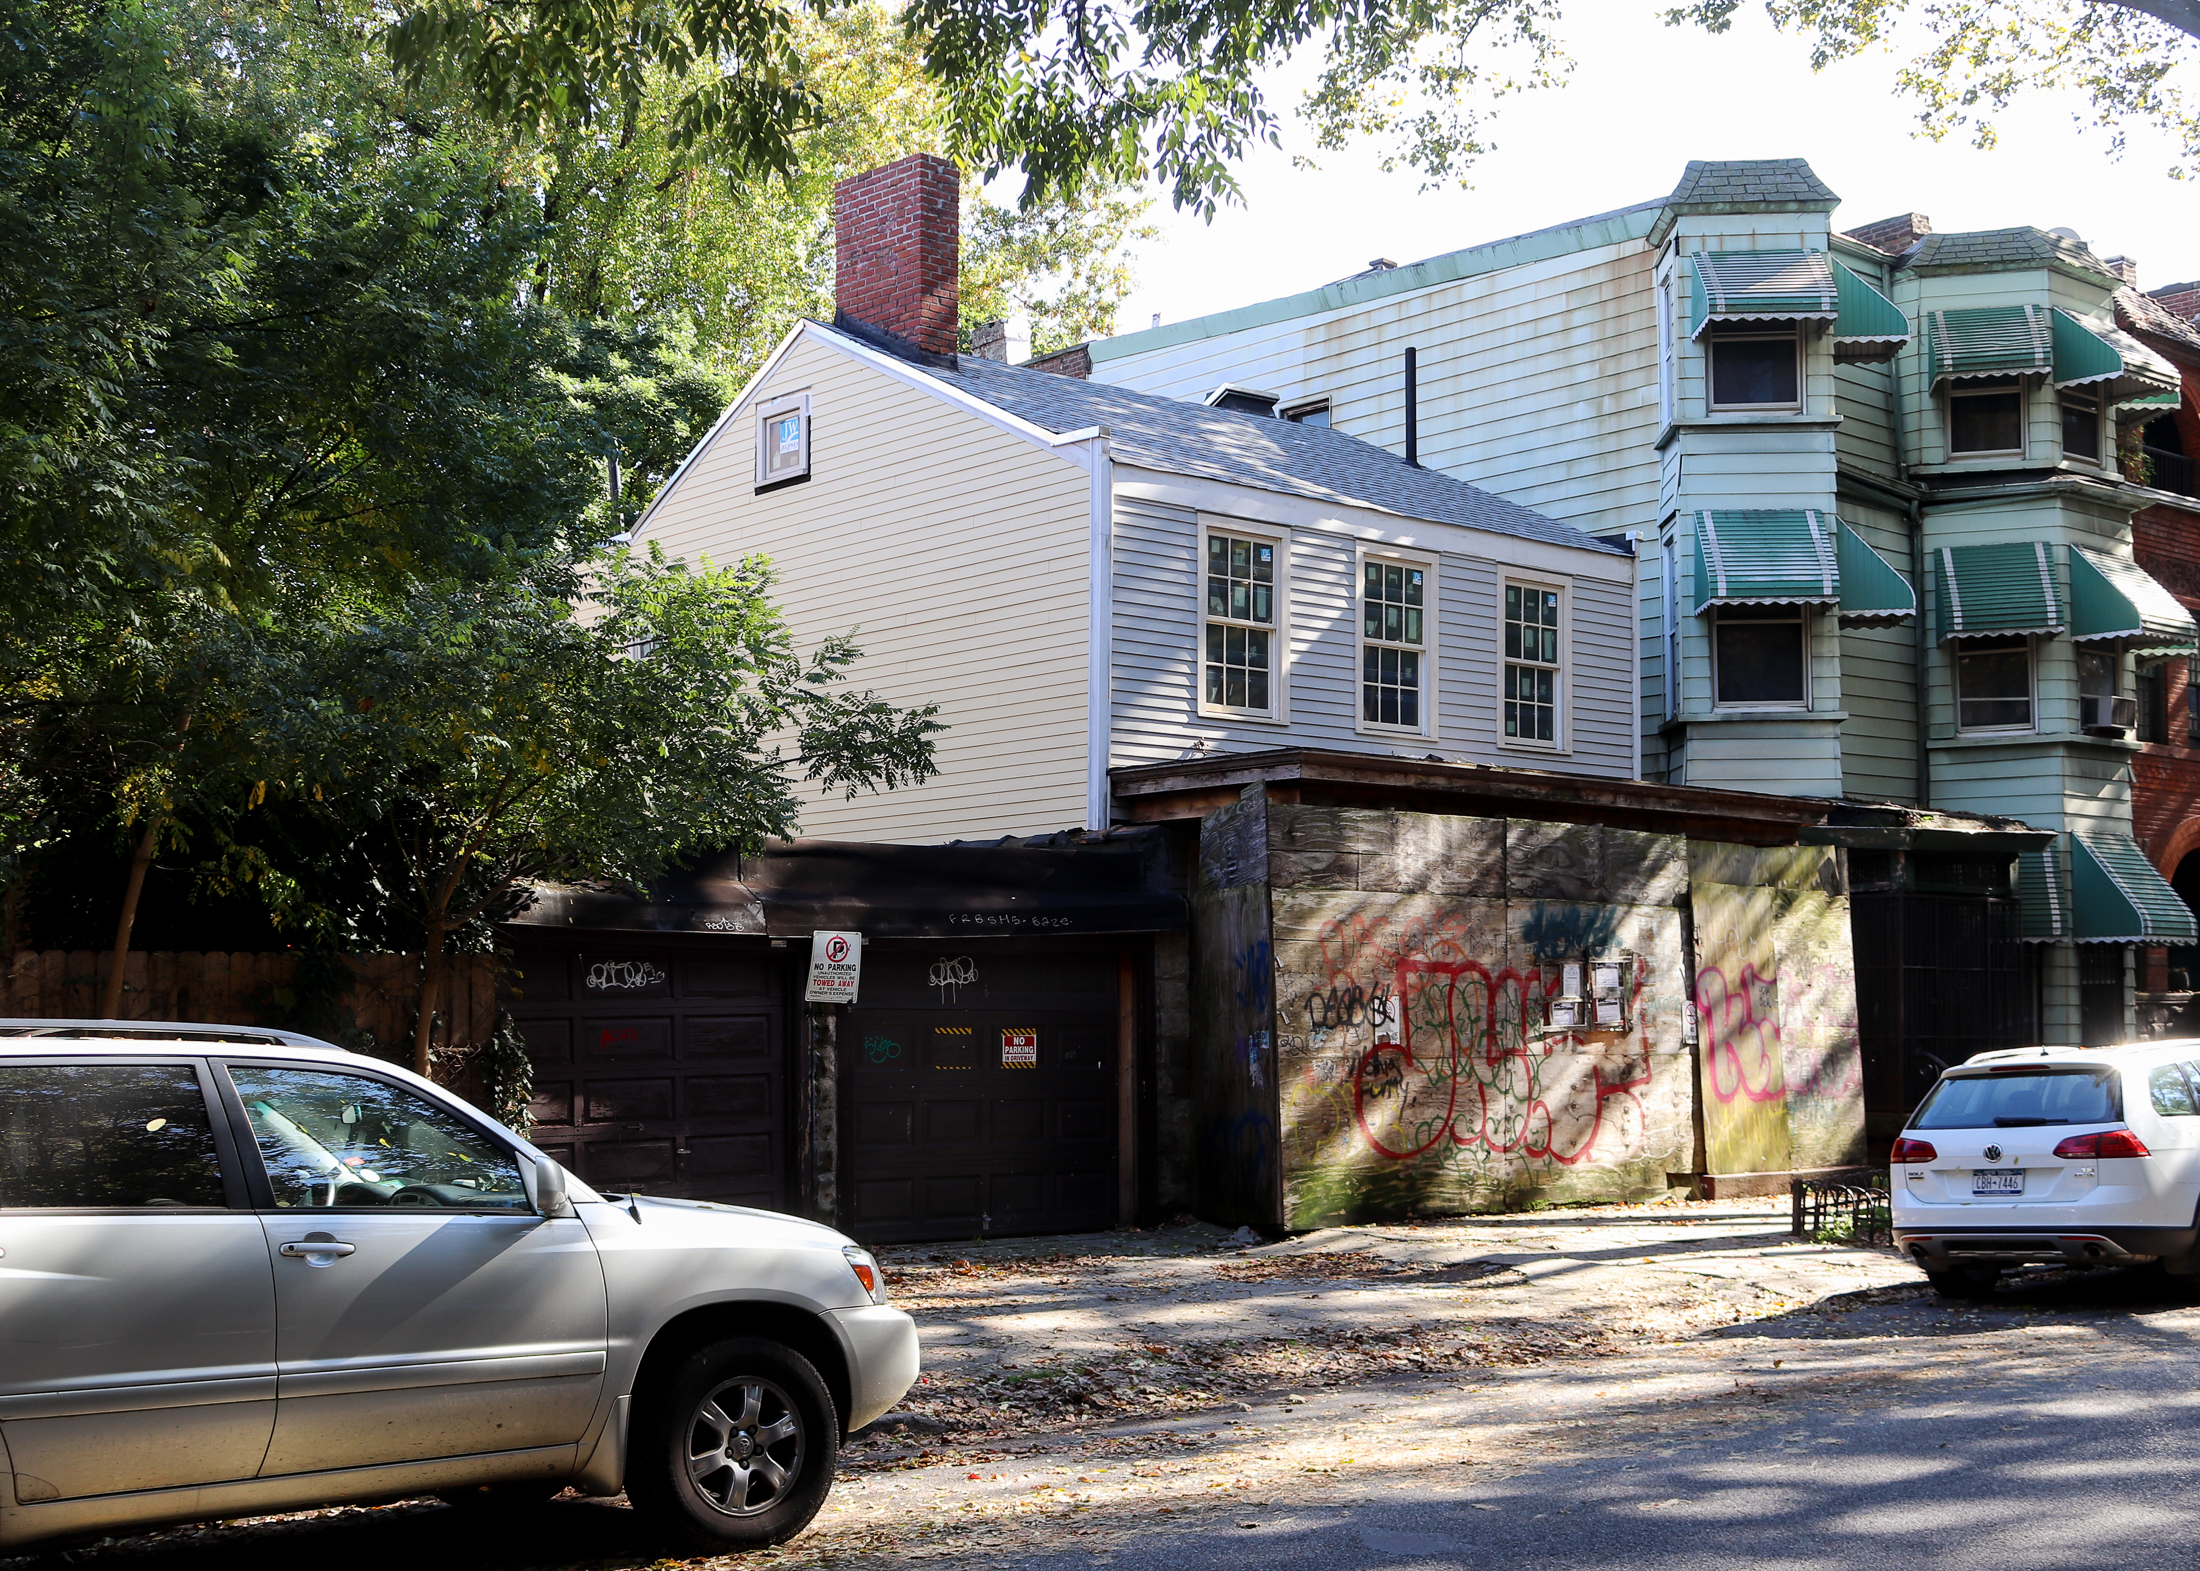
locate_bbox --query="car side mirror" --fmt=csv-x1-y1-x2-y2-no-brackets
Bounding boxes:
524,1154,575,1218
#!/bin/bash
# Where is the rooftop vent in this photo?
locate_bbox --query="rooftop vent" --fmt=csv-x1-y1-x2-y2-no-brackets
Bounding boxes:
1204,384,1282,418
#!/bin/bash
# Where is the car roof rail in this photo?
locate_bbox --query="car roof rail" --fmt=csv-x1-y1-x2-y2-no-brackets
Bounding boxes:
0,1018,347,1051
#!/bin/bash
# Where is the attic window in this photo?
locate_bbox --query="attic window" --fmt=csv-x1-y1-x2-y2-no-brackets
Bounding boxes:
1281,400,1331,427
756,392,811,489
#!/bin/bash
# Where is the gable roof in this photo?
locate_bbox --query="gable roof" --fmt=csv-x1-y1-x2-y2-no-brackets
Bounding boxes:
2116,285,2200,364
908,340,1627,556
1901,226,2122,283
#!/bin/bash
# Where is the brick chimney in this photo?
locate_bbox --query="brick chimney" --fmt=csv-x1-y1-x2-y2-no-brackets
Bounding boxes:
1842,212,1932,255
2150,280,2200,324
834,154,960,357
2104,255,2141,287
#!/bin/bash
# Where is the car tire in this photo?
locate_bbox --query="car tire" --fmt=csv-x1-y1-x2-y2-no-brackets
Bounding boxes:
628,1335,838,1551
1925,1266,2000,1298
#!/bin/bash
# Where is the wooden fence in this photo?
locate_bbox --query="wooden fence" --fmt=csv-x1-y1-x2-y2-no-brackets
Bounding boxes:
0,951,502,1059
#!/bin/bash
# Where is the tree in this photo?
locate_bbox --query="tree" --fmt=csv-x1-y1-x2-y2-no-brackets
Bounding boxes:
266,551,939,1073
391,0,2200,212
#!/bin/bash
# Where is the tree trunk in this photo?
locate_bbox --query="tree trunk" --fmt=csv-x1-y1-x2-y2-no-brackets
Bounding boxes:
413,917,446,1077
100,816,161,1020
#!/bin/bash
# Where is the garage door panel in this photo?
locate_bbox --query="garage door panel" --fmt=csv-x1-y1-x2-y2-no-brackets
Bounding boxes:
681,959,771,998
853,1179,914,1225
519,1019,574,1064
687,1133,770,1179
921,1101,980,1144
590,1139,675,1184
929,1028,977,1069
1058,1098,1110,1141
990,1099,1045,1144
686,1074,769,1121
854,1102,914,1146
587,1018,672,1059
685,1016,769,1058
585,1078,675,1124
1052,1028,1112,1073
920,1176,983,1230
529,1081,575,1128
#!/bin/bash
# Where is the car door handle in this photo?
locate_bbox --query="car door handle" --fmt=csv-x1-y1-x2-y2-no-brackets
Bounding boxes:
278,1240,357,1259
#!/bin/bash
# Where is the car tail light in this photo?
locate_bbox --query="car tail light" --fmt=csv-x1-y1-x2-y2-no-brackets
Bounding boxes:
1889,1137,1937,1163
2052,1129,2151,1159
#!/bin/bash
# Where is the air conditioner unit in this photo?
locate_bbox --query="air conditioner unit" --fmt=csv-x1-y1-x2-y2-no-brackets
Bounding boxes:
2081,694,2138,735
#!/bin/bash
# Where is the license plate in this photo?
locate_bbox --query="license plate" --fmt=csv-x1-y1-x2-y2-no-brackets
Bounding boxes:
1972,1168,2025,1195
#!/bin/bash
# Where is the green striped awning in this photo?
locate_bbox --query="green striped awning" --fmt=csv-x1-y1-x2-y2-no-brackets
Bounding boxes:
2072,832,2198,943
1933,541,2063,642
2068,544,2199,655
1829,261,1910,362
2120,390,2182,411
1692,509,1840,612
1926,305,2052,383
2050,309,2125,389
1834,521,1916,626
2016,846,2067,942
1689,251,1840,337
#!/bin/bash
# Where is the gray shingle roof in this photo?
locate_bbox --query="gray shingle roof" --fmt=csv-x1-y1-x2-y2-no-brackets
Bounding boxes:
854,333,1625,556
1903,226,2120,281
1666,159,1838,210
2117,285,2200,357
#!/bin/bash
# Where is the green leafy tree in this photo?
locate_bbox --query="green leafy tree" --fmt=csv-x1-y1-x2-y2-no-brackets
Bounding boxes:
265,552,939,1073
391,0,2200,210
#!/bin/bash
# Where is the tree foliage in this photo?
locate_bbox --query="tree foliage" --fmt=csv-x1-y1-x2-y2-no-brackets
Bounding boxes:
390,0,2200,213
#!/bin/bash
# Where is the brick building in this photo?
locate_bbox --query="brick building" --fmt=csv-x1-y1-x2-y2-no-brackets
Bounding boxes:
2120,280,2200,1007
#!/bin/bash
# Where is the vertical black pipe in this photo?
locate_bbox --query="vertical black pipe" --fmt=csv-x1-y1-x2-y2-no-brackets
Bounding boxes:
1404,347,1420,467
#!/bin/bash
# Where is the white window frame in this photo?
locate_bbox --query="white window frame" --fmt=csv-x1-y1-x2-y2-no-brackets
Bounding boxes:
1709,604,1813,712
755,390,811,488
1945,377,2028,460
1499,576,1569,751
1196,518,1291,724
1355,545,1438,738
1655,265,1677,429
1703,326,1804,414
1660,528,1681,722
1953,636,2037,734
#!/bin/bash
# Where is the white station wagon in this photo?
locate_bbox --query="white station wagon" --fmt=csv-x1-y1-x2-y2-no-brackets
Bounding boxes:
0,1021,918,1553
1892,1039,2200,1297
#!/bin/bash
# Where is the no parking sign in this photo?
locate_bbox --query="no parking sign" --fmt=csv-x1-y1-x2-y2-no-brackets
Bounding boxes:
805,930,862,1003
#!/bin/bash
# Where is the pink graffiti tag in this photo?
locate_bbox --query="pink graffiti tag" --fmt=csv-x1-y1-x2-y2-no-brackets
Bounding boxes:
1694,963,1786,1105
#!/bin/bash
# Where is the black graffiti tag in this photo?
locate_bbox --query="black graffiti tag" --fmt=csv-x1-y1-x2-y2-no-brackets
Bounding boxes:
1306,981,1396,1031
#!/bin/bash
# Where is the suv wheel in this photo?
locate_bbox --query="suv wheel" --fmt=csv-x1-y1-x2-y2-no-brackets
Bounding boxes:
629,1336,838,1550
1925,1266,2000,1298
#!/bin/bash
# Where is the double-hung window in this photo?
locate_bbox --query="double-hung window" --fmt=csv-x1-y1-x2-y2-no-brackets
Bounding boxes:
2061,392,2101,463
1360,554,1430,731
1955,638,2034,732
1704,324,1801,412
1202,529,1281,717
755,391,811,488
1503,583,1563,744
1713,605,1809,708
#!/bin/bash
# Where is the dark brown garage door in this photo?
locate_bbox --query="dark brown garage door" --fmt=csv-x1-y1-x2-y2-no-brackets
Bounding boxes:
504,940,789,1209
843,944,1120,1244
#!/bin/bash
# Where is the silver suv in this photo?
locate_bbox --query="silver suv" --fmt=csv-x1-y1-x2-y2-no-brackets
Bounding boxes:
0,1022,918,1553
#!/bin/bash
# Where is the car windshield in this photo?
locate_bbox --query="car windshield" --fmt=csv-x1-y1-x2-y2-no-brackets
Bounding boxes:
1910,1068,2120,1130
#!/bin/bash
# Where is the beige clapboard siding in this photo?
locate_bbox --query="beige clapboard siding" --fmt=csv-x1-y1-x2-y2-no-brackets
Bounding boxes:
638,333,1093,843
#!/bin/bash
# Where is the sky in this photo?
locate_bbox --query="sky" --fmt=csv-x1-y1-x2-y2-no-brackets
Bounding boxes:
1096,5,2200,334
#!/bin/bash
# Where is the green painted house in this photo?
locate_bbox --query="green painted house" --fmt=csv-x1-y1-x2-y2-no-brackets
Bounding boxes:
1083,158,2199,1095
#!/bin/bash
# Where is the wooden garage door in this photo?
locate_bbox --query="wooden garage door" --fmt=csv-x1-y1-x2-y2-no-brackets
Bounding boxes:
843,946,1119,1244
504,942,788,1209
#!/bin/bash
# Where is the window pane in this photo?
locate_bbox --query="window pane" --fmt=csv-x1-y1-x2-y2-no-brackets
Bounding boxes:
1365,603,1381,639
1245,630,1269,670
1400,690,1419,726
1206,624,1223,662
1405,570,1424,607
228,1067,529,1211
1950,388,2024,454
1366,563,1382,597
0,1065,225,1208
1226,670,1246,706
1538,628,1558,663
1206,664,1223,703
1247,670,1269,709
1253,544,1273,582
1384,605,1402,641
2062,399,2100,461
1716,614,1806,704
1231,581,1249,619
1505,585,1520,621
1957,642,2032,730
1226,625,1246,662
1208,577,1227,617
1384,564,1403,600
1403,608,1423,645
2077,649,2115,700
1504,623,1521,659
1208,537,1227,574
1709,335,1799,407
1251,585,1272,623
1540,592,1559,626
1231,539,1250,575
2152,1063,2197,1117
